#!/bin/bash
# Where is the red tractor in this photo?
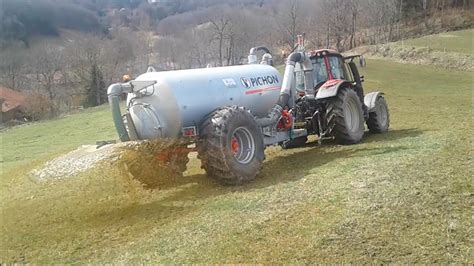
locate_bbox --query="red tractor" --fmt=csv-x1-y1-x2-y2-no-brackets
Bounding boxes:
280,42,390,149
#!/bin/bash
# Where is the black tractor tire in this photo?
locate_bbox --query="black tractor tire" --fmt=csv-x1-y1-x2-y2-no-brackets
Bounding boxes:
367,95,390,133
281,136,308,149
198,106,265,185
326,87,365,144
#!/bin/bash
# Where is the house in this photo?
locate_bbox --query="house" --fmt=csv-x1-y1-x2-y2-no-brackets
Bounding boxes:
0,87,30,123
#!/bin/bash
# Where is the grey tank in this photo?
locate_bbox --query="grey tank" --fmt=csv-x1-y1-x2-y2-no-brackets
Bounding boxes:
127,64,282,140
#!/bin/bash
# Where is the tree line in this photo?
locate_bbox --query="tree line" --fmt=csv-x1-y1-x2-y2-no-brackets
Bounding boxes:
0,0,472,120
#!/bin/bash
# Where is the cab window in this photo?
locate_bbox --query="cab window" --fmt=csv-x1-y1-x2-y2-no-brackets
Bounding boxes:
312,57,329,85
345,62,354,81
328,56,350,80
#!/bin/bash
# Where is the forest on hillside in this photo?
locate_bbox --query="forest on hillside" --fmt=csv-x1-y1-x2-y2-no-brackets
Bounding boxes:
0,0,472,120
1,0,472,46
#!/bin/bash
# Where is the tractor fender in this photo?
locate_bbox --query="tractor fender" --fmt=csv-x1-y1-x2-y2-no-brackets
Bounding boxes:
364,91,384,112
315,79,351,99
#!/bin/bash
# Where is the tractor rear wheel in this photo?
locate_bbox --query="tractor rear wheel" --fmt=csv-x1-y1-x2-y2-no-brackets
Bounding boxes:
367,95,390,133
281,136,308,149
198,106,265,185
326,87,365,144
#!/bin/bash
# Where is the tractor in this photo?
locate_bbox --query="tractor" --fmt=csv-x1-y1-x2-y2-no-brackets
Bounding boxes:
107,35,389,185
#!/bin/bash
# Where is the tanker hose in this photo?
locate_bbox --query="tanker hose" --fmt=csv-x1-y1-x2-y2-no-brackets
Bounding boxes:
256,52,302,127
256,104,283,127
280,52,302,97
250,46,272,55
107,83,132,142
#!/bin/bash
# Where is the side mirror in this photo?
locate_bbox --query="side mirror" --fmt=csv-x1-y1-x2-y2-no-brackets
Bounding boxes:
360,75,365,82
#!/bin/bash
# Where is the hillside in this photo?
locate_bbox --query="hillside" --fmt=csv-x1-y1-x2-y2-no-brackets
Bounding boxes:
0,0,272,46
2,0,472,50
1,30,472,263
1,0,472,119
352,29,474,71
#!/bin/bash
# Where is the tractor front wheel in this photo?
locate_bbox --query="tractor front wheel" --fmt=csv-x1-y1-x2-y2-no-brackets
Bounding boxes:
367,95,390,133
198,106,265,185
326,87,365,144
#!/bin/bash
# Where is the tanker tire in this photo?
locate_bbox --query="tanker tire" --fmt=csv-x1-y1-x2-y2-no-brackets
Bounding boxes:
281,136,308,149
198,106,264,185
367,96,390,133
326,87,365,144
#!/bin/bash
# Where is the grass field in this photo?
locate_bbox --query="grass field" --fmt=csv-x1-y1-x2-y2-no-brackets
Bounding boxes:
1,56,473,262
1,106,117,174
353,29,473,72
399,29,473,54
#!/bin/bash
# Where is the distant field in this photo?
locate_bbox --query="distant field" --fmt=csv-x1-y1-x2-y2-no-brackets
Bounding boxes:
398,29,474,54
352,29,473,71
1,57,472,263
398,29,473,54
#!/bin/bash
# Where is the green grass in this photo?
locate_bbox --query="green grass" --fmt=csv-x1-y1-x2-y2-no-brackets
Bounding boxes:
399,29,473,54
1,105,117,174
1,58,473,263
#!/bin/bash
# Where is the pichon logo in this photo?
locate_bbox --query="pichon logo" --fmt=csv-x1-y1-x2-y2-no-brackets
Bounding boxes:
241,75,279,89
241,78,252,89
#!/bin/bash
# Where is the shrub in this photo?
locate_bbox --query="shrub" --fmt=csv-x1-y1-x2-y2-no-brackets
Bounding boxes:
24,93,54,120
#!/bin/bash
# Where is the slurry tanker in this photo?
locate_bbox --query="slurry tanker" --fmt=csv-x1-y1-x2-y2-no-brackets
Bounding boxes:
107,37,390,185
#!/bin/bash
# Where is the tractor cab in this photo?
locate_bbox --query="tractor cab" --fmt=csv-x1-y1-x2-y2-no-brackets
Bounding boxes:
310,49,364,90
294,49,364,96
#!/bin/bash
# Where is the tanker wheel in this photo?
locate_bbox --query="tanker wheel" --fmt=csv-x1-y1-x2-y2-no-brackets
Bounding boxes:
367,95,390,133
198,106,265,185
281,136,308,149
326,87,365,144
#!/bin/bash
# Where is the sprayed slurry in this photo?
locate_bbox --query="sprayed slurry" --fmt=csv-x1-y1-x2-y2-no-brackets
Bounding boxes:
117,139,191,189
30,144,121,180
30,139,191,189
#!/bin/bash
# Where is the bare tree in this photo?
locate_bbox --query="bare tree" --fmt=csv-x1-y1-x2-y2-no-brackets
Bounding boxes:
320,0,352,51
362,0,399,44
153,36,186,70
275,0,301,49
31,44,64,116
68,31,141,89
349,0,360,49
67,36,103,86
0,48,26,90
209,17,233,66
179,28,214,68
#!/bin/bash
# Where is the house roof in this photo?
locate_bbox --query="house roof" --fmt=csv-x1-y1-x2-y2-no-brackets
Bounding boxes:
0,86,29,113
